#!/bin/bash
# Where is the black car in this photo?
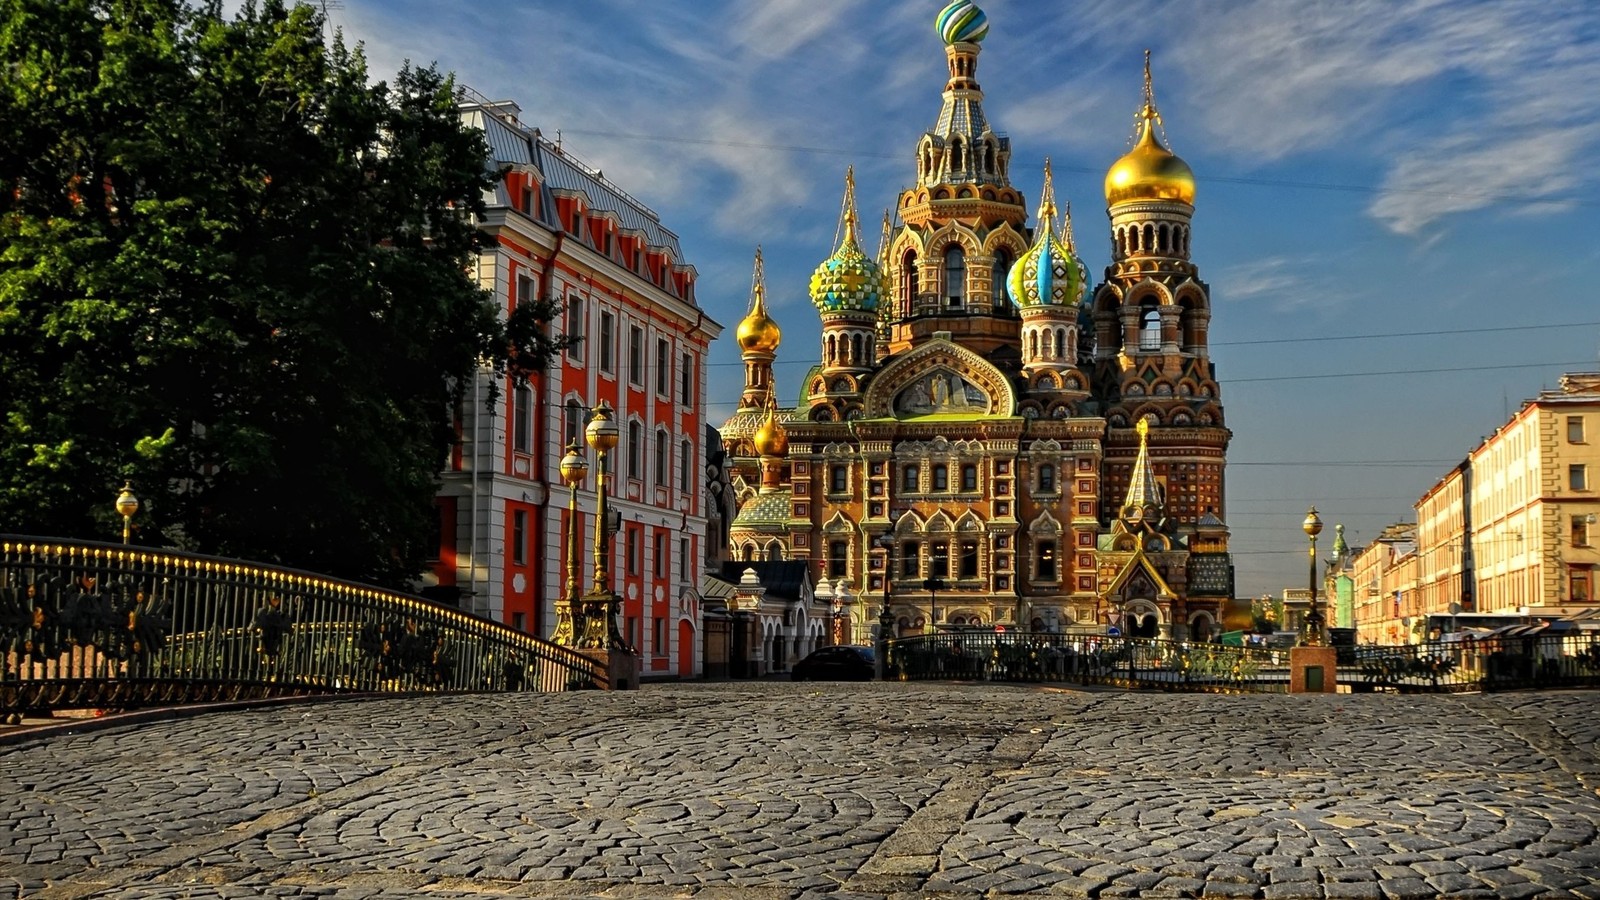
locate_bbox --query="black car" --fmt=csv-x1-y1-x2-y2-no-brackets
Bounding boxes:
791,644,875,681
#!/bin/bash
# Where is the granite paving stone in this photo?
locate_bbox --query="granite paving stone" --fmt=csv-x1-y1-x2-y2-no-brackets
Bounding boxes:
0,683,1598,898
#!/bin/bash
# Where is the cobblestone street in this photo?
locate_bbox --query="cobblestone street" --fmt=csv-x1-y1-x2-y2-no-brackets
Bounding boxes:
3,683,1599,899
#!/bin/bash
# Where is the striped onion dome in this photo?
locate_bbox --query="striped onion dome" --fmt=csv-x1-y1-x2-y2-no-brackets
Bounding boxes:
1006,160,1086,309
937,0,989,44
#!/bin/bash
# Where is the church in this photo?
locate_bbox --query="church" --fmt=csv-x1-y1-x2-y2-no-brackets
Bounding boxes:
718,0,1235,642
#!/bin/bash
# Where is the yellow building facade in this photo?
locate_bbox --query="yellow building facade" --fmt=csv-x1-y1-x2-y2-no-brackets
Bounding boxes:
720,2,1233,642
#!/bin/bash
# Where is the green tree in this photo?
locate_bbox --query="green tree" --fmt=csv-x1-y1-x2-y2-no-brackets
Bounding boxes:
0,0,562,585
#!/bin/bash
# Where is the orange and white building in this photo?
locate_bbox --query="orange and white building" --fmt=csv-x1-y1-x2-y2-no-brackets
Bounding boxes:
428,98,721,678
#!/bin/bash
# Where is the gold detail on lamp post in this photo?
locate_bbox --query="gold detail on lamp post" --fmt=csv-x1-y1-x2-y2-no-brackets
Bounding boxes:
552,442,588,647
115,482,139,545
581,402,628,650
1302,506,1325,646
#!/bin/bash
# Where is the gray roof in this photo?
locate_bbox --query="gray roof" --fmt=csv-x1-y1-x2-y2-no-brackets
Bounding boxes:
461,103,684,259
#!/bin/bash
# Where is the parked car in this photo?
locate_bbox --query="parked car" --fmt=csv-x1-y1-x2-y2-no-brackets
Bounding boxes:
791,645,875,681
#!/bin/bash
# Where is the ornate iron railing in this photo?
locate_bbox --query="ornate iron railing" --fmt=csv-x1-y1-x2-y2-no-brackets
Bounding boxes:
885,629,1600,694
1347,632,1600,693
0,537,605,717
884,631,1288,693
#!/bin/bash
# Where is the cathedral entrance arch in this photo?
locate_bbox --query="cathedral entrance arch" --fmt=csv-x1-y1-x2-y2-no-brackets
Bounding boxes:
1120,598,1162,638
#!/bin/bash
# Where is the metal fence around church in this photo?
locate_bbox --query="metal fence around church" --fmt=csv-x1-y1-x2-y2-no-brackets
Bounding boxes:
0,537,605,718
883,629,1600,693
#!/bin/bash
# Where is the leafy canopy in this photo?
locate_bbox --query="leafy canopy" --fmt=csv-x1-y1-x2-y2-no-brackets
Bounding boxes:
0,0,561,585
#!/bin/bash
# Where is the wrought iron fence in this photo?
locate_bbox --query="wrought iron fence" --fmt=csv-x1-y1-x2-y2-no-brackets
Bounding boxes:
884,631,1288,693
1347,632,1600,693
0,537,605,717
885,629,1600,694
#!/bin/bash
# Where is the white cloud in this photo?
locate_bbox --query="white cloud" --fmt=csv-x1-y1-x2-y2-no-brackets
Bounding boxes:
1210,256,1322,312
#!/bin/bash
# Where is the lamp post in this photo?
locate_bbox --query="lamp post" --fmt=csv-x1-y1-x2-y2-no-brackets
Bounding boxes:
923,576,948,633
552,442,588,646
836,581,854,645
831,594,844,646
582,402,627,650
1302,507,1325,646
115,482,139,545
874,514,901,680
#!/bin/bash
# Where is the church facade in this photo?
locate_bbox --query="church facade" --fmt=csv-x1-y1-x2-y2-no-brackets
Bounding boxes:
720,1,1235,642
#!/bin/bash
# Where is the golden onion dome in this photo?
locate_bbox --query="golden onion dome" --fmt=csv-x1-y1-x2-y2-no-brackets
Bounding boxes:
752,406,789,458
736,247,782,353
736,309,781,353
1104,53,1195,208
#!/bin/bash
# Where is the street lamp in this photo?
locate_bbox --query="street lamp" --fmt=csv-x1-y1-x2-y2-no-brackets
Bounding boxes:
835,580,854,644
874,513,902,679
1302,506,1325,646
115,482,139,545
552,442,588,646
923,576,948,633
582,402,627,650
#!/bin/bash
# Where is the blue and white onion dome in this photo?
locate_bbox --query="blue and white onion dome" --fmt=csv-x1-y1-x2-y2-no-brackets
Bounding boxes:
809,169,885,314
1006,161,1086,309
937,0,989,44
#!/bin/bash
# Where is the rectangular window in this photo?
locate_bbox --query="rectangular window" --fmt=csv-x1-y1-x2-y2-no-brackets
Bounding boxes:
655,531,666,579
655,430,669,484
680,537,690,580
680,351,693,406
679,440,692,493
627,526,641,576
653,616,665,655
656,338,670,395
830,465,848,494
1570,416,1586,443
563,401,584,450
627,422,642,480
598,312,615,373
1037,541,1057,580
565,296,585,361
932,464,948,491
1575,515,1591,548
512,382,532,453
901,464,920,492
829,540,849,578
628,326,644,387
901,541,922,578
1572,569,1592,603
515,273,534,309
512,611,526,632
1039,464,1056,492
511,511,527,566
930,541,950,579
961,464,978,492
959,540,979,578
1573,464,1589,491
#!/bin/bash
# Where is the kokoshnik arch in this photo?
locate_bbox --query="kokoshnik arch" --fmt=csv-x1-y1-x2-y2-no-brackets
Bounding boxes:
720,1,1237,642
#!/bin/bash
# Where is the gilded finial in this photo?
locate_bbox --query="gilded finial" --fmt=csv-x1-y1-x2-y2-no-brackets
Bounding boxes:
875,209,893,267
736,245,782,353
1038,157,1058,224
1060,200,1075,251
750,245,766,313
837,165,860,248
1136,414,1150,442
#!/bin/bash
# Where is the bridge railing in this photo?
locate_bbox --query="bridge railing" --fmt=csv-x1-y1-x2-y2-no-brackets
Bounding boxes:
884,631,1287,692
0,537,605,716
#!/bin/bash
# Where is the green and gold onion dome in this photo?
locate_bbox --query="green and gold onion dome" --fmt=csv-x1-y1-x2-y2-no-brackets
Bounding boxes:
809,170,885,314
1007,163,1086,309
1105,54,1195,207
937,0,989,44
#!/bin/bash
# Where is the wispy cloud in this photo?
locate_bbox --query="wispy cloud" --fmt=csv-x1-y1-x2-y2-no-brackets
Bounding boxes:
1210,255,1323,313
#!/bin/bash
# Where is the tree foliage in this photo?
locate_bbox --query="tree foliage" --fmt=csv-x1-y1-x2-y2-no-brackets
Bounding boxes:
0,0,560,585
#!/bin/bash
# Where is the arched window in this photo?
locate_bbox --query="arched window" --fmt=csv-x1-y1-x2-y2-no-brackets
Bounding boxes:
852,333,864,365
901,249,919,313
944,246,966,309
951,137,965,172
1143,224,1155,253
1158,223,1169,253
992,248,1014,307
1140,302,1162,351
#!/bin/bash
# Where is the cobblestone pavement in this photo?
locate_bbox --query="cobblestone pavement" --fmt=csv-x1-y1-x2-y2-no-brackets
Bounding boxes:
3,683,1600,899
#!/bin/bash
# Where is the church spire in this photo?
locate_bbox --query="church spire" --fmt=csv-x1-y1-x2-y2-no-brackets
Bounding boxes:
1121,415,1164,517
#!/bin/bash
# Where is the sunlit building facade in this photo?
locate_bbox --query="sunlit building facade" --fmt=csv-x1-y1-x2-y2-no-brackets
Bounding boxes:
430,98,721,678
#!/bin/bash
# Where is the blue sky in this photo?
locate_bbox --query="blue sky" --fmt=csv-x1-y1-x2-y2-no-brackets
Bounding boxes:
315,0,1600,598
